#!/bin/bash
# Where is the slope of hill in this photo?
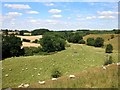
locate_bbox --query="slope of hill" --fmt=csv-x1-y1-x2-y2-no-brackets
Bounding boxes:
2,44,118,88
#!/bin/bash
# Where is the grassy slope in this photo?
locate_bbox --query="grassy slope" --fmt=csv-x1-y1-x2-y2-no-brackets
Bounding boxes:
2,44,118,88
83,34,119,51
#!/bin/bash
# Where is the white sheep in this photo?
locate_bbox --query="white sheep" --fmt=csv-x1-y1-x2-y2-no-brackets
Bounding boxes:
18,83,24,88
38,81,45,85
5,74,9,77
22,69,24,71
34,68,37,70
52,78,57,81
102,66,106,70
117,62,120,66
24,84,29,88
32,75,34,77
9,69,12,71
69,75,75,78
38,73,40,76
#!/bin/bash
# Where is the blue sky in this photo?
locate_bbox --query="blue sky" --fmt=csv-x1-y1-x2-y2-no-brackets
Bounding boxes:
1,2,118,31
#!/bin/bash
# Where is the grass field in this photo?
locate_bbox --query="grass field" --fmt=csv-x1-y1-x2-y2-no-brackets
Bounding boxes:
2,44,118,88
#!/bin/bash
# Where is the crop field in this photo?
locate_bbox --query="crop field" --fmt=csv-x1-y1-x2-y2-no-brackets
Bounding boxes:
2,43,118,88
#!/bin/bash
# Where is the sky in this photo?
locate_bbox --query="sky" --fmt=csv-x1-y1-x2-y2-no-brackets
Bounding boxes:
1,2,119,31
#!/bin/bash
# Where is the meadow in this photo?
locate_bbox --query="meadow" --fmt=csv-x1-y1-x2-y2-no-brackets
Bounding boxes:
2,43,118,88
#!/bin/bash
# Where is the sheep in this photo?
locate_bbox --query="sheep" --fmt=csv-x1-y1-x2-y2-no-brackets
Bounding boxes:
38,81,45,85
24,84,29,88
22,69,24,71
32,75,34,77
34,68,37,70
5,74,9,77
18,83,24,88
9,69,12,71
69,75,75,78
102,66,106,70
38,73,40,76
52,78,57,81
117,62,120,66
26,68,28,70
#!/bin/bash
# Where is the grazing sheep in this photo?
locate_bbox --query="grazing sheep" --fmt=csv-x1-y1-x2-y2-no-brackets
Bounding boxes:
52,78,57,81
5,74,9,77
26,68,28,70
9,69,12,71
24,84,29,88
38,73,40,76
102,66,106,70
38,81,45,85
34,68,37,70
22,69,24,71
32,75,34,77
117,62,120,66
69,75,75,78
18,83,24,88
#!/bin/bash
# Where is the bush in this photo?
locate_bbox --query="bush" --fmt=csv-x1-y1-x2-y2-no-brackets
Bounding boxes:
87,38,95,46
32,39,38,43
51,68,62,78
105,44,113,53
78,39,85,44
40,34,66,52
23,39,30,42
24,47,43,56
104,56,113,66
94,37,104,47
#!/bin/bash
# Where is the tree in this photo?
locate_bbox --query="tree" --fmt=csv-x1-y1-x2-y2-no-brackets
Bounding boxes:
78,39,85,44
40,34,66,52
87,38,95,46
2,35,24,59
31,29,49,35
94,37,104,47
105,44,113,53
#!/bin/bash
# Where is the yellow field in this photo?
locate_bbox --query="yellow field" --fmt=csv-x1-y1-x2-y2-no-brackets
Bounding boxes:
22,42,40,47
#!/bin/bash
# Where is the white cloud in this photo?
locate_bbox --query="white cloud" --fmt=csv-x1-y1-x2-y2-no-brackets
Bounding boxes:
26,11,39,14
98,15,115,19
45,3,55,6
52,14,62,18
97,11,118,15
4,4,31,9
6,12,22,17
86,16,96,20
48,9,61,14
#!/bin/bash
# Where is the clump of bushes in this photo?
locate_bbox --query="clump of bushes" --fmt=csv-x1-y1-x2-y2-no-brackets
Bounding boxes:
32,39,39,43
78,39,85,44
51,67,62,78
104,55,113,66
105,44,113,53
86,37,104,47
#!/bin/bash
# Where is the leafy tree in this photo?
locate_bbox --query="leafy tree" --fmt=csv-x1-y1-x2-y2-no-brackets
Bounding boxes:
94,37,104,47
40,34,66,52
105,44,113,53
78,39,85,44
31,29,49,35
87,38,95,46
104,56,113,66
2,35,24,59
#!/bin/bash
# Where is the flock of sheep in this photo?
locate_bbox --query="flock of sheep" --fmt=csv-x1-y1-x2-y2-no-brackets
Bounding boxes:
3,62,120,88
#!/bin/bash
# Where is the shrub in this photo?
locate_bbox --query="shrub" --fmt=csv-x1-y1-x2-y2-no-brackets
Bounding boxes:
40,34,66,52
86,38,95,46
110,34,114,39
105,44,113,53
51,68,62,78
32,39,38,43
78,39,85,44
94,37,104,47
104,56,113,66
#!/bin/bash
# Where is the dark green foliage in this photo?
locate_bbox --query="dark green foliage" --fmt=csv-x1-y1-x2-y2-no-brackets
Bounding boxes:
78,39,85,44
104,56,113,66
87,38,95,46
31,29,49,35
105,44,113,53
2,35,24,59
67,32,83,43
94,37,104,47
19,31,24,36
51,68,62,78
23,39,30,42
110,34,114,39
40,34,66,52
24,47,45,56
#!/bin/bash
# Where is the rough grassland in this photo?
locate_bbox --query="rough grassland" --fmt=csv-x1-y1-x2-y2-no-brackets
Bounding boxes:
2,44,118,88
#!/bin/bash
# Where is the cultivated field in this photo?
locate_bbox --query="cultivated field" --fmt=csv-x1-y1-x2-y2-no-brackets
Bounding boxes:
2,43,118,88
22,42,40,47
